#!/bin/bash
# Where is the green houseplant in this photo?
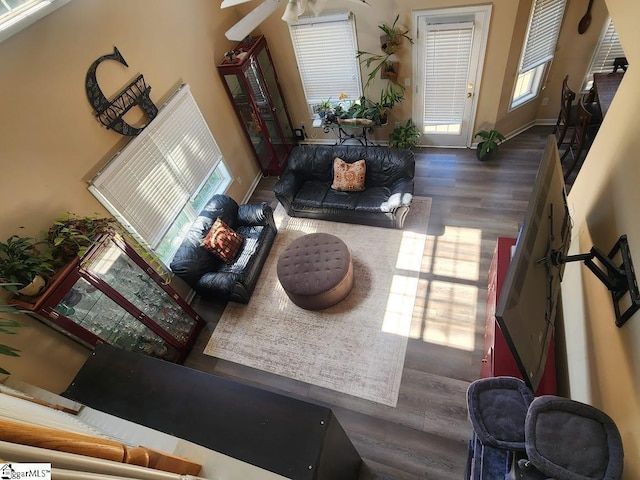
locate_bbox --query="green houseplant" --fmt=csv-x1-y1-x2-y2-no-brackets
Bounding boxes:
47,213,172,285
389,119,421,150
474,129,506,161
47,213,116,264
0,235,54,295
379,14,414,54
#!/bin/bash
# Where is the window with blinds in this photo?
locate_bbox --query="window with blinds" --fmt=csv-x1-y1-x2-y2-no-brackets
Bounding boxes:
89,84,231,265
422,23,473,134
511,0,567,108
288,12,362,114
582,18,626,91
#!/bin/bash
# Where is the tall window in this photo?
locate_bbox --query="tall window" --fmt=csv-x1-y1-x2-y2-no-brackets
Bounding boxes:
289,12,363,115
89,85,232,267
582,18,626,91
511,0,567,109
0,0,73,42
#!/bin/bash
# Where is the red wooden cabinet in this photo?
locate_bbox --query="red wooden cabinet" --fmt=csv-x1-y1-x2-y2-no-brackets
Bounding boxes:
13,233,204,364
482,237,556,395
217,35,295,176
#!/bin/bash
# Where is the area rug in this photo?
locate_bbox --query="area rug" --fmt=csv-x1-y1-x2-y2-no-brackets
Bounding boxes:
204,197,431,407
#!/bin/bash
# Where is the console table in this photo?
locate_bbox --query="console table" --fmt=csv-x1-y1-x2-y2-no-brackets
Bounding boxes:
63,345,362,480
313,119,380,146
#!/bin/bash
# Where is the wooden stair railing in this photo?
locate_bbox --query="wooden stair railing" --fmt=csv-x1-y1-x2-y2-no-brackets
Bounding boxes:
0,418,201,475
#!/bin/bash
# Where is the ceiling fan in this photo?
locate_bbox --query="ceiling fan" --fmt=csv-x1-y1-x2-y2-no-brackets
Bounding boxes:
222,0,370,41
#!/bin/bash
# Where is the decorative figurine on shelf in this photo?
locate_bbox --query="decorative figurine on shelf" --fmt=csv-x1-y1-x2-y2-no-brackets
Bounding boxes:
85,46,158,136
224,50,237,63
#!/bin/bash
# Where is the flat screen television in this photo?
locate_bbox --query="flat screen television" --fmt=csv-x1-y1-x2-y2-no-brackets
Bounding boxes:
495,135,571,391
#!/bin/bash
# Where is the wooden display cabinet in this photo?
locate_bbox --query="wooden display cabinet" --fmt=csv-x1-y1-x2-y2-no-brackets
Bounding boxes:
12,233,204,364
217,35,295,176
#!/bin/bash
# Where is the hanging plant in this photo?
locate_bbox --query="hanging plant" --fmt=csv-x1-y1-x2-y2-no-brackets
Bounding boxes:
379,14,414,54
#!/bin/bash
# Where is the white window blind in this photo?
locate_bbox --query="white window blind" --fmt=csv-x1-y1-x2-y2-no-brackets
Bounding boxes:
289,13,362,110
582,18,625,90
90,84,227,249
519,0,567,72
423,22,473,132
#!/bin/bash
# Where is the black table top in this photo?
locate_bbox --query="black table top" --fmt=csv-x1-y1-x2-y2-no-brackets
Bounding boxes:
63,345,334,479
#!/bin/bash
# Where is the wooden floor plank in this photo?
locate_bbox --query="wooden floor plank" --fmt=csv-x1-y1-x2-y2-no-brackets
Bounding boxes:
183,126,553,479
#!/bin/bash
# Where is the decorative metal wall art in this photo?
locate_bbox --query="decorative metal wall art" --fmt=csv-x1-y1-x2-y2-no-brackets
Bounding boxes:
85,47,158,136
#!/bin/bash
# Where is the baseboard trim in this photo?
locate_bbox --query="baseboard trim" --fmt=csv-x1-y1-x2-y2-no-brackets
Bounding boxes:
241,171,265,204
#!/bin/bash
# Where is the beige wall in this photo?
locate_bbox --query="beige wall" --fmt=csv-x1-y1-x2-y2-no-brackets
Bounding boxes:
0,0,258,392
2,1,638,472
561,0,640,477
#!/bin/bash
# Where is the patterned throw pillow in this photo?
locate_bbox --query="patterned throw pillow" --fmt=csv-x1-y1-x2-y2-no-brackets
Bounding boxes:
201,217,244,264
331,157,366,192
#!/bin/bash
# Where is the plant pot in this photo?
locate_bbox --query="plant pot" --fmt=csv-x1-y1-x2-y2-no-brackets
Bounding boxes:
476,142,495,161
380,35,399,54
380,62,399,81
16,275,46,297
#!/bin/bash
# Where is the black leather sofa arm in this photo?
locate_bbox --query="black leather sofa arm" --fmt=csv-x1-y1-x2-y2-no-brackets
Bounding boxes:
273,170,304,204
389,177,414,205
237,202,274,227
196,271,243,296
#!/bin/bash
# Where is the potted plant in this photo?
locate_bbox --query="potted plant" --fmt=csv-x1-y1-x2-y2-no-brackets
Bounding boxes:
380,60,399,81
315,98,333,119
389,119,421,150
47,213,172,285
0,235,54,296
47,213,116,265
474,129,506,161
379,14,414,54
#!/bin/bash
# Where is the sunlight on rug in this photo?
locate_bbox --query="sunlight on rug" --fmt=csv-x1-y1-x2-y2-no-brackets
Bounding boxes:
204,197,431,407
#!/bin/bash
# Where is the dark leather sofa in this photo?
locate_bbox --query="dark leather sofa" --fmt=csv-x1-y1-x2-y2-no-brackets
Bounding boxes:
273,145,415,229
170,195,276,303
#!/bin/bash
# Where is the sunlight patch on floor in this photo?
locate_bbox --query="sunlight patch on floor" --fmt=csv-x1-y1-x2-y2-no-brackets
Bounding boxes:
396,229,428,271
380,226,428,336
411,225,483,351
419,280,478,351
423,226,481,280
382,274,419,336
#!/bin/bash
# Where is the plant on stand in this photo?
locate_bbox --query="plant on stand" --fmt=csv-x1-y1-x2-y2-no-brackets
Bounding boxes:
474,129,506,161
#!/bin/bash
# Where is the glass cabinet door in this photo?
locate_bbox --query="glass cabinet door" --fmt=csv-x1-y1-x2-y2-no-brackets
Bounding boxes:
256,48,293,157
83,236,198,346
53,276,179,361
223,73,270,170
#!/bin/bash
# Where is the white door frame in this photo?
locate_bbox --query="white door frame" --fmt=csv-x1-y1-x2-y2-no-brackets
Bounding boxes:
412,5,492,147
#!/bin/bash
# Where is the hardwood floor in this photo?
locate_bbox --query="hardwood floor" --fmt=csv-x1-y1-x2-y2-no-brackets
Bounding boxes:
184,126,555,479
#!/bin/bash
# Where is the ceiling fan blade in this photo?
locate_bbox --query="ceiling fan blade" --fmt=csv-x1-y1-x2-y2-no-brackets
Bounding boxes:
221,0,253,8
225,0,281,40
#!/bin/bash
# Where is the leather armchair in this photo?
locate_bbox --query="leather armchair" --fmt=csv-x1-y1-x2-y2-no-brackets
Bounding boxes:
273,145,415,228
170,195,277,303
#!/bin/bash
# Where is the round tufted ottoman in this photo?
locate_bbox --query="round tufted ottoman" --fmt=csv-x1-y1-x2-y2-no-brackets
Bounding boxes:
277,233,354,310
